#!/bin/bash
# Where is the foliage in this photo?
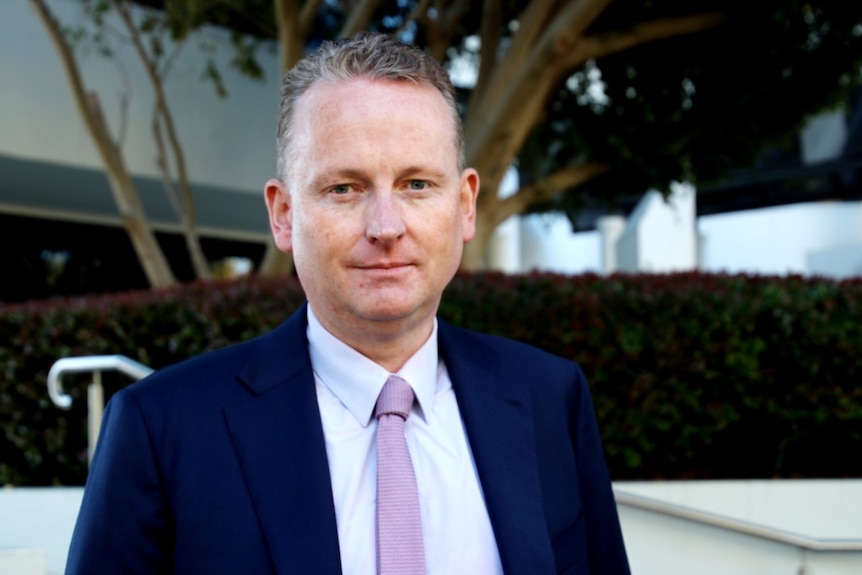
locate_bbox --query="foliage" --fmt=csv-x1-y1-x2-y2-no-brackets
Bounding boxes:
114,0,862,269
536,0,862,216
2,272,861,485
443,272,862,479
35,1,862,275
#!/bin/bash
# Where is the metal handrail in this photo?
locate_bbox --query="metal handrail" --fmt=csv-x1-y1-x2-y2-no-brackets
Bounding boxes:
614,489,862,552
47,355,153,409
48,355,154,462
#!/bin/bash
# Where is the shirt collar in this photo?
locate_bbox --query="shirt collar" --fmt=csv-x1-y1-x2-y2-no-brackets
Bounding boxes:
306,305,439,427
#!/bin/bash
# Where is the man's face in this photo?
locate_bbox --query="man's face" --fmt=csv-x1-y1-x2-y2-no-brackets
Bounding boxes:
265,78,479,344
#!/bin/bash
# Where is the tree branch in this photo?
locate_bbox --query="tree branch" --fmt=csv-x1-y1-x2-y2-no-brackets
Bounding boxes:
421,0,469,61
299,0,324,38
497,162,610,223
442,0,471,47
112,0,211,278
395,0,432,36
467,0,501,113
29,0,176,286
340,0,386,38
466,0,611,168
502,0,560,66
275,0,304,70
29,0,124,185
562,12,725,70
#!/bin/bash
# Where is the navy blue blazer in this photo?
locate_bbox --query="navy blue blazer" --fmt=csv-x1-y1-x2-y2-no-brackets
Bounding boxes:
66,304,630,575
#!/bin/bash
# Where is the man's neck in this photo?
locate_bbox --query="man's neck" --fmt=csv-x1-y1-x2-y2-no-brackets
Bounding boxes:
308,305,435,373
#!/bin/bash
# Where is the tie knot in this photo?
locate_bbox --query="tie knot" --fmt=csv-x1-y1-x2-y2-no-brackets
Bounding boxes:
375,375,414,421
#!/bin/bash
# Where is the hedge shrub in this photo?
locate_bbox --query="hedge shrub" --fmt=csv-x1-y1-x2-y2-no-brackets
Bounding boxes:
1,271,860,485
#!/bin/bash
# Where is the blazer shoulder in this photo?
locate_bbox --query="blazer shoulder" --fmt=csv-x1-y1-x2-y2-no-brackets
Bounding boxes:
123,307,310,405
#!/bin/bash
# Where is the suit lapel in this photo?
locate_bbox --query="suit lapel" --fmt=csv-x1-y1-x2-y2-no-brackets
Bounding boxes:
224,305,342,575
439,320,556,575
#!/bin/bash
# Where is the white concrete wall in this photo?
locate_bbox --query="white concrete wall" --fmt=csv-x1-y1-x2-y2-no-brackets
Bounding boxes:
616,183,698,273
487,105,860,279
4,481,861,575
618,479,862,539
487,168,523,273
0,549,45,575
808,243,862,278
597,215,626,274
699,201,862,276
509,197,861,280
0,1,280,194
801,109,848,164
619,504,861,575
616,480,862,575
518,213,601,274
0,488,83,575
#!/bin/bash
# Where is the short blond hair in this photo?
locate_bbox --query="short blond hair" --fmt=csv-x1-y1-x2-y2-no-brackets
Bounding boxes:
276,32,464,180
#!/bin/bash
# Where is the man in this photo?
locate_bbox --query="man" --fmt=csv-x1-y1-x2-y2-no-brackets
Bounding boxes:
66,32,630,575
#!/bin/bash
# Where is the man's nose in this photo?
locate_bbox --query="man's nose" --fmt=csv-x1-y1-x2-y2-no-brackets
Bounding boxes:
366,191,406,243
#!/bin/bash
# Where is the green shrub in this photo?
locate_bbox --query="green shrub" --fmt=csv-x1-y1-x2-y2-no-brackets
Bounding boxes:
2,272,860,485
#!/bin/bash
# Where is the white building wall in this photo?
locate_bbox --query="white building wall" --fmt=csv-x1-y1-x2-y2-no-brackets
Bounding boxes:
808,243,862,278
487,168,522,273
518,213,601,274
489,102,861,280
616,183,698,273
504,194,860,280
0,1,279,195
596,215,626,274
699,201,862,277
800,108,848,164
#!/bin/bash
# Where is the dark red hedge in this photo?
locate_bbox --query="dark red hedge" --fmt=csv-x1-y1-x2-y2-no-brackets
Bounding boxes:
2,271,860,485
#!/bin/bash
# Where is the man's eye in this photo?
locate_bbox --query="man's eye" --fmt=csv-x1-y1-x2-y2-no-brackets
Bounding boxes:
330,184,352,195
407,180,429,191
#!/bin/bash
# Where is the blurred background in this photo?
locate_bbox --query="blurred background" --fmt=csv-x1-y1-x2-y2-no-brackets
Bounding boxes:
1,2,861,574
1,0,860,302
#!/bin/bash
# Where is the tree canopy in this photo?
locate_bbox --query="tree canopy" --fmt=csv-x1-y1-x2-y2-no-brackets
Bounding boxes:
56,0,862,273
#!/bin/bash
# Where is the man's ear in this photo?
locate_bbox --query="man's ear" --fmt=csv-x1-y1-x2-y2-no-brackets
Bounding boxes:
264,179,293,253
459,168,480,243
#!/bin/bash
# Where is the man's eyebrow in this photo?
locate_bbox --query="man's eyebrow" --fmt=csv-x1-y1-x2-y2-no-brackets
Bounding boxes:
308,165,450,189
397,165,448,180
308,169,371,189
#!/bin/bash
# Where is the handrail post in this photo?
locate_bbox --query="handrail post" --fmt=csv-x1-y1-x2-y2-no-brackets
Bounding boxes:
87,371,104,464
48,355,154,464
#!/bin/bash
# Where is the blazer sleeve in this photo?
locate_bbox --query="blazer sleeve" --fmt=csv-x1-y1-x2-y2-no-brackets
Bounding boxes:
570,363,631,575
65,388,173,575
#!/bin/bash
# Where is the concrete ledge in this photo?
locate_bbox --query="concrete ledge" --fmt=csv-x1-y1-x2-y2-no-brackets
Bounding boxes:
0,487,83,575
3,480,862,575
0,548,45,575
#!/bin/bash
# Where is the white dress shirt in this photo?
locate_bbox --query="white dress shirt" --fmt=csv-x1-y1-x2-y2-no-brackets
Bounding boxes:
307,306,503,575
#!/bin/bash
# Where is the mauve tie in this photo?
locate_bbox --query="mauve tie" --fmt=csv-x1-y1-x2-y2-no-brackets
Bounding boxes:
374,375,425,575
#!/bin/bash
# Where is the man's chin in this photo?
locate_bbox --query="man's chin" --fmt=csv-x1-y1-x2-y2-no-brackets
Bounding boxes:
353,299,430,326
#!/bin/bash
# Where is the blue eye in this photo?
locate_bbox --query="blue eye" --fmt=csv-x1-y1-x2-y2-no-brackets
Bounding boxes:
408,180,429,190
331,184,351,195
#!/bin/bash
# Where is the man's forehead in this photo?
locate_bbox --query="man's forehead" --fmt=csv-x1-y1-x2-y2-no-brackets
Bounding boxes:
291,79,455,149
297,77,447,114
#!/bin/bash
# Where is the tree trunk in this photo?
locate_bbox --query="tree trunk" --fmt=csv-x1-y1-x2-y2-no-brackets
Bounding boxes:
112,0,212,281
31,0,176,288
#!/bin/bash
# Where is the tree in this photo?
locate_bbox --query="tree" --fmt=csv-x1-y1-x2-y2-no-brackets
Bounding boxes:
30,0,214,287
49,0,862,276
258,0,862,271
